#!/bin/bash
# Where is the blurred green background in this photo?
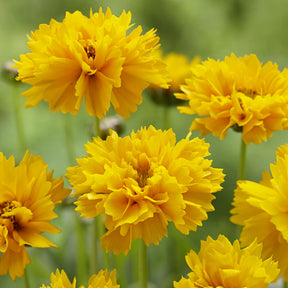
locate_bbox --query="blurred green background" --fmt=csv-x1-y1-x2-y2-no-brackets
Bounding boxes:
1,0,288,287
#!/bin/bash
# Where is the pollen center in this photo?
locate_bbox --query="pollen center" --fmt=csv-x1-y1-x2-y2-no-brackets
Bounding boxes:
79,39,97,60
85,45,96,59
135,154,151,189
137,168,150,188
238,88,258,98
0,201,21,230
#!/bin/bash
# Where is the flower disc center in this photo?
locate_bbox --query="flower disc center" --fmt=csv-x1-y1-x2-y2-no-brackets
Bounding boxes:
0,201,22,230
136,168,150,188
79,39,97,60
238,88,258,98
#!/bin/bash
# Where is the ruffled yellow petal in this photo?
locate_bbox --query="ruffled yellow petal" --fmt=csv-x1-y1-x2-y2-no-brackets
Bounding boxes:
177,53,288,144
0,151,69,280
231,144,288,280
15,8,169,118
174,235,279,288
66,125,224,254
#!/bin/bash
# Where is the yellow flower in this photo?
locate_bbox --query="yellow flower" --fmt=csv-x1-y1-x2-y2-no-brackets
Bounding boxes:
40,269,76,288
66,126,224,255
231,144,288,281
14,8,169,119
176,53,288,144
0,151,70,280
155,51,200,92
84,269,119,288
40,269,119,288
174,235,279,288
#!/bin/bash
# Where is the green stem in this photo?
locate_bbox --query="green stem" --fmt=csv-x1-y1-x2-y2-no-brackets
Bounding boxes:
74,213,88,285
98,215,109,270
91,216,99,274
63,114,76,165
24,269,30,288
91,116,110,272
163,105,169,130
90,117,101,275
239,139,247,180
284,281,288,288
63,114,87,283
139,240,148,288
12,83,26,155
95,116,101,138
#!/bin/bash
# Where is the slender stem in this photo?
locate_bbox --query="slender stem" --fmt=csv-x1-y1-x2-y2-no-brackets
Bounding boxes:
162,90,172,130
63,114,76,165
95,116,101,138
24,269,30,288
63,114,87,283
239,139,247,180
163,105,169,130
90,116,101,274
98,215,109,270
91,216,99,274
139,239,148,288
91,116,110,272
12,83,26,155
284,281,288,288
115,254,127,288
74,212,88,285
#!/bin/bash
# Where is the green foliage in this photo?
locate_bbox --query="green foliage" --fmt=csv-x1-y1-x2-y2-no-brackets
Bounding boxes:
1,0,288,287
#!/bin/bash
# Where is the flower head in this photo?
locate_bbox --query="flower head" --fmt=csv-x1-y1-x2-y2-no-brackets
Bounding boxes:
40,269,76,288
154,51,200,92
176,53,288,144
14,8,169,119
231,144,288,281
0,151,70,280
149,51,200,106
66,126,224,255
40,269,119,288
174,235,279,288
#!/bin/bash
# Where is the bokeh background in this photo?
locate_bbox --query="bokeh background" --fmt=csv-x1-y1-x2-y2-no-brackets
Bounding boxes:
1,0,288,287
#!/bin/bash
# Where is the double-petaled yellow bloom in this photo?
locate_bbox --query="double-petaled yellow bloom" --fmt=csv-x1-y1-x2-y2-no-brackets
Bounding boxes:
14,7,169,119
231,144,288,281
66,126,224,255
176,53,288,144
174,235,279,288
153,51,200,92
40,269,119,288
0,151,69,280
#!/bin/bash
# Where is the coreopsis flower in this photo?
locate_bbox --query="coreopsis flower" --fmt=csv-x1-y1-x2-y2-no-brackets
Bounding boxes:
176,53,288,144
231,144,288,281
0,151,70,280
66,125,224,255
159,51,200,92
150,51,200,106
14,8,169,119
174,235,279,288
40,269,119,288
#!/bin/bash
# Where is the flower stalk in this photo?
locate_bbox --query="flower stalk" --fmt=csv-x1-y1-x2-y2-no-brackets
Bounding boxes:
63,114,87,283
24,269,30,288
239,138,247,180
91,116,109,273
63,114,76,165
139,240,148,288
91,216,99,274
12,82,26,155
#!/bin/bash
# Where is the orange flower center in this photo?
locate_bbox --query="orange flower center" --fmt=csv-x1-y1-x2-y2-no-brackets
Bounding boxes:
0,201,21,231
79,39,97,60
136,168,150,188
135,154,151,189
238,88,258,98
